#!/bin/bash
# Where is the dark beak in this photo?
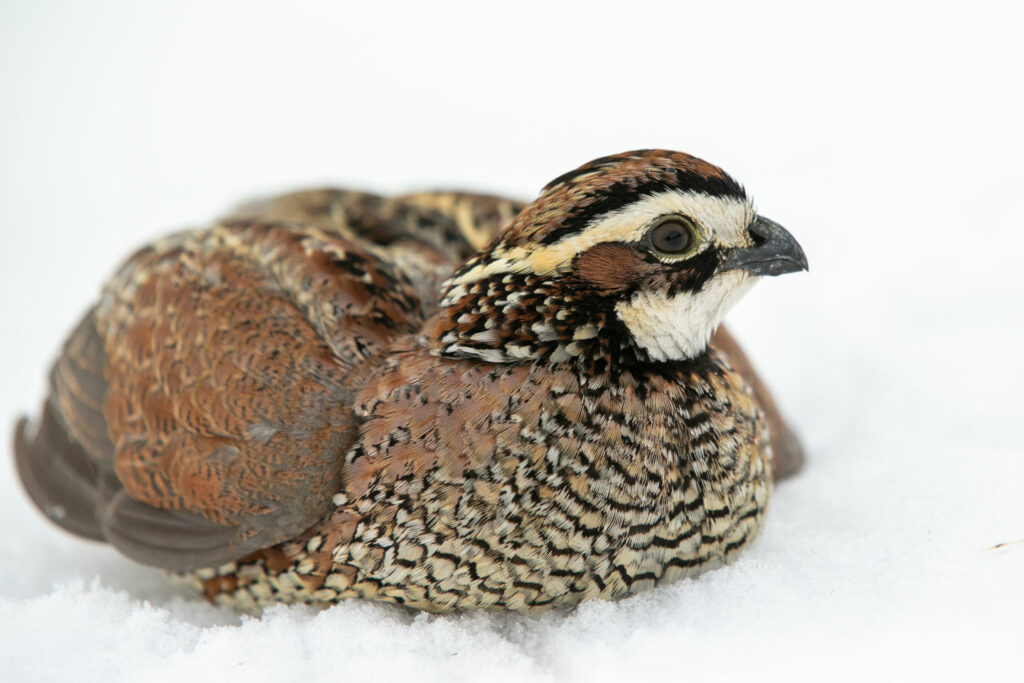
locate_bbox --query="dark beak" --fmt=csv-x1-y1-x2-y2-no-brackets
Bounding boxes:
720,216,808,276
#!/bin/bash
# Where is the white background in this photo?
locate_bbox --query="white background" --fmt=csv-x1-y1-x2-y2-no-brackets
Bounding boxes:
2,1,1022,681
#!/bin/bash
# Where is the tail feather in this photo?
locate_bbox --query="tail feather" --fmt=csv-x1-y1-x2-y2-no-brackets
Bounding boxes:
13,400,105,542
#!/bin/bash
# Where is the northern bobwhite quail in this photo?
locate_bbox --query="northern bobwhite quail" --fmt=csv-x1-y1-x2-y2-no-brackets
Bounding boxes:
14,150,807,612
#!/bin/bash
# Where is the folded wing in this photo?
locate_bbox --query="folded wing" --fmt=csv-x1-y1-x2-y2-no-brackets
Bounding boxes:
15,220,424,571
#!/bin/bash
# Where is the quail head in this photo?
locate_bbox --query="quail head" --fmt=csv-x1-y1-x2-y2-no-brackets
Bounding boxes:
14,149,807,612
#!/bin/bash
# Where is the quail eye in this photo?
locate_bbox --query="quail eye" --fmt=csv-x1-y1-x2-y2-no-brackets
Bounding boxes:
648,217,698,256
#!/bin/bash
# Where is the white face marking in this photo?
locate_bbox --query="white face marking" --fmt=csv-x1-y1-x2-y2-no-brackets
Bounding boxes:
615,270,756,361
563,189,755,251
446,190,754,293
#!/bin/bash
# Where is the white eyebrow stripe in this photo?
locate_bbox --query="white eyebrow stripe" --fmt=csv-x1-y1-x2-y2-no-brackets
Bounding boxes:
447,190,754,289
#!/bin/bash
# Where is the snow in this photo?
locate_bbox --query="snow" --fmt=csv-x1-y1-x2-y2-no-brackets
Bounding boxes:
2,1,1022,681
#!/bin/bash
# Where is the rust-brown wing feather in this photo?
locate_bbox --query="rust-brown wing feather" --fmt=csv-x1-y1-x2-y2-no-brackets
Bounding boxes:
15,220,425,571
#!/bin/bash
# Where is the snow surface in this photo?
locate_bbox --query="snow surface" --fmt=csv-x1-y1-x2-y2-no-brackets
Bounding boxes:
2,1,1022,681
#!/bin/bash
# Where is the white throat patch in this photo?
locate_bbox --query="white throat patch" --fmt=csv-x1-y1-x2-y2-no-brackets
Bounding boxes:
615,270,756,361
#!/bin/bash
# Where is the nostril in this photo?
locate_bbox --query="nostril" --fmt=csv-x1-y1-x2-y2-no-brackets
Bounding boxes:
749,223,769,247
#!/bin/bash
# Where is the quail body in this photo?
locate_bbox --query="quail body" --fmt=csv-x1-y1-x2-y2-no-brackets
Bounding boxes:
14,150,807,612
